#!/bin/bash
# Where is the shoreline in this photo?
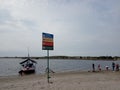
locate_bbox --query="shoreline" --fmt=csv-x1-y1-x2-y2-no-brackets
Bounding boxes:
0,70,118,77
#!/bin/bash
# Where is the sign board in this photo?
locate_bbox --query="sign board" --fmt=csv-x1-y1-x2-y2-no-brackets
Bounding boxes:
42,33,54,50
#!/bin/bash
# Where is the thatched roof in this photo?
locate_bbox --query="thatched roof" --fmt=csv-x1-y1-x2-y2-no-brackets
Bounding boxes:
20,58,37,64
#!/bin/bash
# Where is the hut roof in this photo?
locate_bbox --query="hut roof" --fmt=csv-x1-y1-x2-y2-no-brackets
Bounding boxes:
20,58,37,64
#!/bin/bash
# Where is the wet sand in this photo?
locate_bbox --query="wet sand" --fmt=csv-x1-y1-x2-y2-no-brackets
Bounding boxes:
0,71,120,90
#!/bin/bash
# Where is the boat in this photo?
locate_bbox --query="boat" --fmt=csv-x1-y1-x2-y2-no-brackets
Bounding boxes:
19,54,37,75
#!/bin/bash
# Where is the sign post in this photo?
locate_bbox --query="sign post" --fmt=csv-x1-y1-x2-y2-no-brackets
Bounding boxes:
42,32,54,83
47,50,50,83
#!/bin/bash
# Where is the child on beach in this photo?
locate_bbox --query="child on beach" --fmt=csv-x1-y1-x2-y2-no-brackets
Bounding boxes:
105,66,109,71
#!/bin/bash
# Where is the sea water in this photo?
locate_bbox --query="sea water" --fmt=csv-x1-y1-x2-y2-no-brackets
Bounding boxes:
0,58,120,76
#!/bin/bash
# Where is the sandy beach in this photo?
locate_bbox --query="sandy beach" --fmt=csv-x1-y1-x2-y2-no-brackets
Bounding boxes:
0,71,120,90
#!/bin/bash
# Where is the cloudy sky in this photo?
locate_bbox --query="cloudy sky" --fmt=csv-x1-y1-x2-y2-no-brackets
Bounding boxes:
0,0,120,57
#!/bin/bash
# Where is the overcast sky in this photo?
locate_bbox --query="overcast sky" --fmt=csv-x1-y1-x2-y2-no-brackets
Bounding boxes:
0,0,120,57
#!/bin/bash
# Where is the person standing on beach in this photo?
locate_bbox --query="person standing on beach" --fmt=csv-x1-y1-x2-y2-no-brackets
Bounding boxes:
92,63,95,72
98,64,101,71
112,62,115,71
116,64,119,71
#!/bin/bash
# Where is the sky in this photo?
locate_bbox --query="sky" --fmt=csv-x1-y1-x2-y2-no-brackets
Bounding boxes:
0,0,120,57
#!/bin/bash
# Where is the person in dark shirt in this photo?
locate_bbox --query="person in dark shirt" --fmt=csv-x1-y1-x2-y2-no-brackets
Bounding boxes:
112,62,115,71
92,63,95,72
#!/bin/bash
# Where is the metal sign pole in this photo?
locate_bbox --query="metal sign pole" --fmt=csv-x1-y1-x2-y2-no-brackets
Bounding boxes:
47,50,50,83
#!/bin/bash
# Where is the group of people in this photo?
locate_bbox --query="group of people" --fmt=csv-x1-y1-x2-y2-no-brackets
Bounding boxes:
92,62,120,72
112,62,119,71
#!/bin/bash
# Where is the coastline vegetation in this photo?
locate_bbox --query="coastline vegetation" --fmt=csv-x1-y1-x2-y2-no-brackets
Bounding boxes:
0,56,120,60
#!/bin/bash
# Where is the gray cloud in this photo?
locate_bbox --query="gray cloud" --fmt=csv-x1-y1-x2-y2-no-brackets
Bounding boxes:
0,0,120,56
